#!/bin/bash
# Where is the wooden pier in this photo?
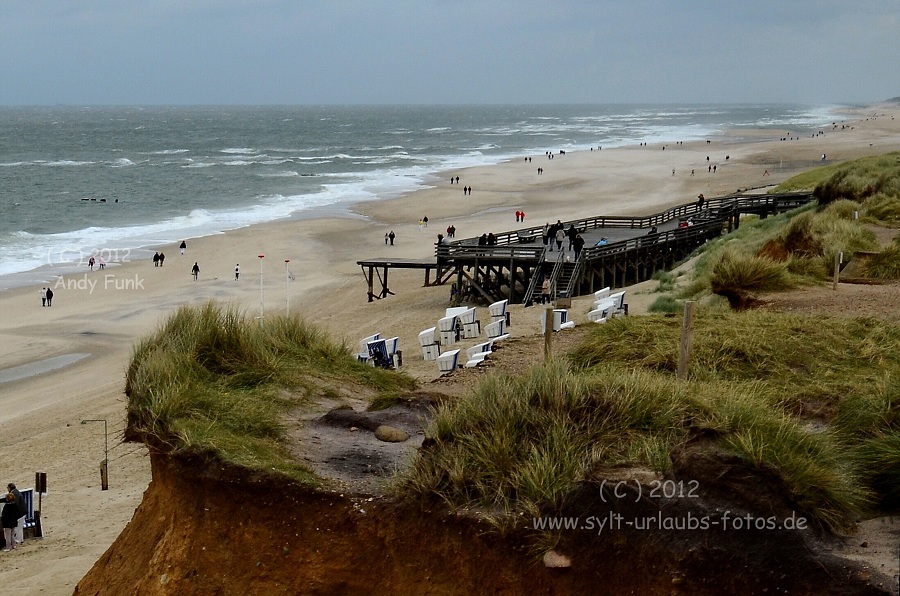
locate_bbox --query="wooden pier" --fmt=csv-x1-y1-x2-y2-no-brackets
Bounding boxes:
357,258,452,302
358,191,816,305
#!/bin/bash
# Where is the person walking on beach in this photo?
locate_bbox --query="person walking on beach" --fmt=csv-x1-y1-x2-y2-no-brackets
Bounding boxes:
88,256,95,271
2,493,20,551
422,216,428,227
45,288,53,306
41,288,47,307
234,264,240,281
180,240,187,255
191,262,200,281
98,257,106,270
158,252,165,267
7,484,25,546
388,231,395,245
153,252,160,267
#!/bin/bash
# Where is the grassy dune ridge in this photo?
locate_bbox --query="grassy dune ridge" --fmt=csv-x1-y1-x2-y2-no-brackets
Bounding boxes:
401,311,900,532
125,302,415,481
651,152,900,312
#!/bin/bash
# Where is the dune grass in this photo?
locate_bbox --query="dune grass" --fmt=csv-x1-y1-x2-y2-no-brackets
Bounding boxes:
125,302,416,482
659,153,898,306
400,310,900,532
862,235,900,279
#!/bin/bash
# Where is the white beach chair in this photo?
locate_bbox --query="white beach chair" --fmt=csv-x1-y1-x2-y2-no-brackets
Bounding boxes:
418,327,439,347
445,306,469,319
418,327,441,361
594,287,611,301
465,352,491,368
607,290,627,315
356,333,380,362
489,299,508,322
588,299,616,323
384,337,399,355
438,315,458,346
540,309,570,333
465,341,494,361
485,319,505,338
457,308,477,324
437,349,461,372
422,344,441,361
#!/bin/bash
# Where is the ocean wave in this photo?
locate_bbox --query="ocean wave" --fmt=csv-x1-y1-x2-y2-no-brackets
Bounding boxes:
43,160,95,167
220,147,258,154
110,158,135,167
150,149,190,155
258,171,300,177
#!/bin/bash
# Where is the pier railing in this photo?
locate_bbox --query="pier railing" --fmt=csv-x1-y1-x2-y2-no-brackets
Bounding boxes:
438,191,814,261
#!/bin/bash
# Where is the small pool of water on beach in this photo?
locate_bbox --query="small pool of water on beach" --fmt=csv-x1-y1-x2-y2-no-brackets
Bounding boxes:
0,352,91,384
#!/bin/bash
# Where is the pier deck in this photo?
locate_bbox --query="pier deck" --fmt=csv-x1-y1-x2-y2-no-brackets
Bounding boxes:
358,190,816,304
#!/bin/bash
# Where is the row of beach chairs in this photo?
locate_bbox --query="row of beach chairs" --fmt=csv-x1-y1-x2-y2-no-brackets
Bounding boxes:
535,287,628,332
356,333,401,368
422,299,511,371
587,287,627,323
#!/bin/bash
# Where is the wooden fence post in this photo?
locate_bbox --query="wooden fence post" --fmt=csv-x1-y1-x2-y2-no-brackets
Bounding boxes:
833,251,841,290
544,307,554,360
677,301,696,381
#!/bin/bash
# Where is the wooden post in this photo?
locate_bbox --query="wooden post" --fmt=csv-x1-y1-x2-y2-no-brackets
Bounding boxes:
509,258,516,303
833,251,841,290
100,460,109,491
544,307,553,360
677,301,696,381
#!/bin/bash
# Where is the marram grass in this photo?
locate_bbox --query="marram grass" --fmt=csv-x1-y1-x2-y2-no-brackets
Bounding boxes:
400,310,900,533
126,302,415,482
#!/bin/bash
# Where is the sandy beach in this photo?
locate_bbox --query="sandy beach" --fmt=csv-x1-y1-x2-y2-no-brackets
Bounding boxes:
1,103,899,593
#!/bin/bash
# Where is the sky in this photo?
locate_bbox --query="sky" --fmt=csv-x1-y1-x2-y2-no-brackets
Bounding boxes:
2,0,899,106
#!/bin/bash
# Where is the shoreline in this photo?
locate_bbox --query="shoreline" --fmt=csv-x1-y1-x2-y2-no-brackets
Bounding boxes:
0,104,865,289
1,102,899,593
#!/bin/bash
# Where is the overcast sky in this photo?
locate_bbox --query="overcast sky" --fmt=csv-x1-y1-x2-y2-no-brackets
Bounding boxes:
2,0,898,106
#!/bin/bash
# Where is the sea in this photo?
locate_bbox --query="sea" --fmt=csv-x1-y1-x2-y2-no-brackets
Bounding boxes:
0,104,853,290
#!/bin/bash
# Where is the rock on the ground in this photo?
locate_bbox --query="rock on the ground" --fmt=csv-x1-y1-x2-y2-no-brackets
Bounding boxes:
542,550,572,568
374,425,410,443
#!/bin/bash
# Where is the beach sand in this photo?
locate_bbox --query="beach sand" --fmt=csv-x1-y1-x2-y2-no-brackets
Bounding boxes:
1,103,899,593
